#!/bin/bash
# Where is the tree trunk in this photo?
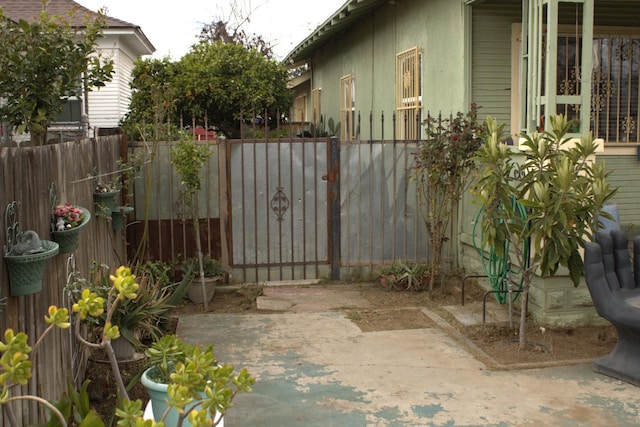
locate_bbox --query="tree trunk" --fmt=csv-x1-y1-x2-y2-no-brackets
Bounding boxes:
518,281,530,350
192,195,209,311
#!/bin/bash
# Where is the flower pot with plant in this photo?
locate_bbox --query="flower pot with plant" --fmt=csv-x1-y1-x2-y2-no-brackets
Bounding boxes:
3,202,59,296
93,178,121,214
67,262,174,361
183,255,226,303
171,132,216,310
141,334,255,426
51,202,91,253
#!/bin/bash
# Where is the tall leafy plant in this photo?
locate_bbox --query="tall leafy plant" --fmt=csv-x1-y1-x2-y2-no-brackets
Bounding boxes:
0,7,114,145
412,105,483,291
171,133,214,310
472,115,617,349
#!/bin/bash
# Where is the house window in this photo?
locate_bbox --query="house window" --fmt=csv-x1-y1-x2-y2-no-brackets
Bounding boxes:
340,75,355,141
514,24,640,143
590,32,640,143
311,88,321,126
55,97,82,123
551,30,640,143
396,47,422,140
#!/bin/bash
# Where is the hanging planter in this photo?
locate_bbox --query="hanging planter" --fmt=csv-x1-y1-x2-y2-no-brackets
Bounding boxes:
93,190,120,213
51,205,91,253
111,206,134,231
49,183,91,253
3,202,59,296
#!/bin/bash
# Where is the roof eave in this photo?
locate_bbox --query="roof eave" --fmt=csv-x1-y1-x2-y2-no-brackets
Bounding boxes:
283,0,387,64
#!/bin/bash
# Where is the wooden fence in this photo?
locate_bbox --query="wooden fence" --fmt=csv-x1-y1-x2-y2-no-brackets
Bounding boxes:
0,136,124,426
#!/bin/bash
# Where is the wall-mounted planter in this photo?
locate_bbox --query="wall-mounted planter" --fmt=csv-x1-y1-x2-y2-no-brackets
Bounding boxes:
51,207,91,253
93,190,120,213
4,239,59,296
111,206,134,231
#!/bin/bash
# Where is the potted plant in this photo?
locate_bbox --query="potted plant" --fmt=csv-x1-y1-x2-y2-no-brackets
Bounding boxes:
3,201,59,296
51,202,91,253
141,334,255,426
183,255,226,303
68,262,174,360
93,178,121,214
171,132,215,309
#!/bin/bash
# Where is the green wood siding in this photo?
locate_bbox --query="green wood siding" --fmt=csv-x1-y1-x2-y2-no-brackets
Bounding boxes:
603,156,640,228
306,0,469,140
471,3,521,128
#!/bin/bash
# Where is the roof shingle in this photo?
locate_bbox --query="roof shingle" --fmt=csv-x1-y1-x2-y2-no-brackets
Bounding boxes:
1,0,138,29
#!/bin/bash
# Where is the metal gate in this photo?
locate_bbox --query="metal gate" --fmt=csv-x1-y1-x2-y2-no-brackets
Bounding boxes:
222,137,332,282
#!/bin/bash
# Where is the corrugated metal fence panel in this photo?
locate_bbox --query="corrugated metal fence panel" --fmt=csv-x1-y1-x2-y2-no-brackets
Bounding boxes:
0,136,124,426
341,140,429,276
129,140,221,264
228,139,329,282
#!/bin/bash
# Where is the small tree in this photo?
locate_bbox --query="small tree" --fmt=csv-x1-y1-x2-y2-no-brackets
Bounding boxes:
175,41,292,137
171,133,214,310
412,105,483,291
472,115,617,349
0,7,114,145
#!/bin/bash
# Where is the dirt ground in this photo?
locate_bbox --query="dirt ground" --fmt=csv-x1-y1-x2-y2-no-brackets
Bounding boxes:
171,279,617,367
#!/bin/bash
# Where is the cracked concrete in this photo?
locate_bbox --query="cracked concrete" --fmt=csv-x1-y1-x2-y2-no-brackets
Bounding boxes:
176,285,640,426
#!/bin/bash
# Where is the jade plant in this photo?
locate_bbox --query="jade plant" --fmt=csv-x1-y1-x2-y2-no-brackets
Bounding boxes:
143,334,255,426
0,265,255,426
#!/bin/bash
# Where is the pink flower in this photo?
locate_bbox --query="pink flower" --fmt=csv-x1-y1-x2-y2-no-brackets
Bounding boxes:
53,203,85,229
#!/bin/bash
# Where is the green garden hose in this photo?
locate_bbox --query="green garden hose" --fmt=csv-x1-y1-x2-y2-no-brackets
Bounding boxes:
471,201,530,304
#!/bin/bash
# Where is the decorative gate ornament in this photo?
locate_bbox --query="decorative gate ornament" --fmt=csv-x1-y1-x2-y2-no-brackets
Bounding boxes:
270,187,289,221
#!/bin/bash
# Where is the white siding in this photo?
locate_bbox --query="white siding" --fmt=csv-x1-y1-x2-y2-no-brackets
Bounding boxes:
88,36,138,131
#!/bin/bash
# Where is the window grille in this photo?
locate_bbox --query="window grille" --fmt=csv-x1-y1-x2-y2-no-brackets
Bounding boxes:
295,95,306,122
340,75,355,141
396,47,422,140
553,30,639,143
312,88,321,126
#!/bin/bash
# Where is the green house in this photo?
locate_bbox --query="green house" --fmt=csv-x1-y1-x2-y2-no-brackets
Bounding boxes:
285,0,640,325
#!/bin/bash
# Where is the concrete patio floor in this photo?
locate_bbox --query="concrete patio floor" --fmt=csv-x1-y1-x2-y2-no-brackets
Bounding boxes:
176,284,640,426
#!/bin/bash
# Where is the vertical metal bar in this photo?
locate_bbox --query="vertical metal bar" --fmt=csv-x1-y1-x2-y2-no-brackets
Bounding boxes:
328,136,341,280
301,140,307,279
392,133,397,261
276,125,284,279
218,136,230,274
369,111,373,143
380,140,385,266
288,132,295,279
393,111,397,144
344,137,351,276
356,136,362,269
368,134,374,270
403,138,409,260
381,111,385,140
239,139,247,282
313,140,320,277
313,138,319,278
264,128,271,281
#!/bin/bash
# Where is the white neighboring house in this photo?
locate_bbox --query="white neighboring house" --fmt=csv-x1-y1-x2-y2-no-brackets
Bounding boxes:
0,0,155,141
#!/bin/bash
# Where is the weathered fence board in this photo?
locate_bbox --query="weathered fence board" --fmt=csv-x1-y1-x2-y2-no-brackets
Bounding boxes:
0,137,124,426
